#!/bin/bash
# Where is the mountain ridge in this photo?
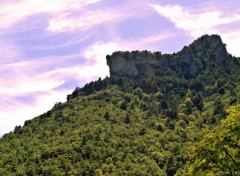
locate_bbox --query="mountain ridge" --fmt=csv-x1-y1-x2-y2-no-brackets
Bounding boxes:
1,34,240,175
107,34,228,78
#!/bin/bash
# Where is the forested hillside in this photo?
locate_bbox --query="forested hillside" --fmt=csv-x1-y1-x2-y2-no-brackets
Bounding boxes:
0,35,240,175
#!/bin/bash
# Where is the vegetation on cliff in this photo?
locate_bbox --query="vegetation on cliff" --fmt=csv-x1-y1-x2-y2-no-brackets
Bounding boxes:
107,34,228,78
0,35,240,175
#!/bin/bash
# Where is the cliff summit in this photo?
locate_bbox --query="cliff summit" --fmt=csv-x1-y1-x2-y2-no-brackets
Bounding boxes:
107,34,228,78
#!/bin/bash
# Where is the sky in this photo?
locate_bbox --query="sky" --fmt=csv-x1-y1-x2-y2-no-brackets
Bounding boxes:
0,0,240,136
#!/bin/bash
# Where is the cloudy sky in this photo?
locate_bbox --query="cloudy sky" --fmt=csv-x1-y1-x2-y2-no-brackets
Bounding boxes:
0,0,240,136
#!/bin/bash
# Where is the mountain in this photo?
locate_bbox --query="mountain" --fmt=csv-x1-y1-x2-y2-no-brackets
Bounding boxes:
107,34,227,78
1,34,240,175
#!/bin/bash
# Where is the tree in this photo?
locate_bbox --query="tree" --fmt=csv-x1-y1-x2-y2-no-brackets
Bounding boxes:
214,98,226,117
186,104,240,175
166,155,178,176
161,100,169,110
133,88,143,100
120,101,127,110
184,97,193,115
104,112,110,121
125,113,130,124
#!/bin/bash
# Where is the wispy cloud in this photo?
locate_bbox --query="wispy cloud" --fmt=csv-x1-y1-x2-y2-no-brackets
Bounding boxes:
46,1,150,33
0,0,100,29
123,33,173,51
221,30,240,57
151,3,240,56
152,4,240,37
0,55,80,135
0,41,21,62
0,89,69,137
47,8,128,32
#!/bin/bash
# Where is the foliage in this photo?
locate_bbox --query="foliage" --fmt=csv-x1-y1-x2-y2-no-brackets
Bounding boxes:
185,104,240,175
1,37,240,175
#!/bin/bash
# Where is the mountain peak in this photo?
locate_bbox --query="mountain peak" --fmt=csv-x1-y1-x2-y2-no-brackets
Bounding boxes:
187,34,227,56
193,34,223,47
107,34,228,78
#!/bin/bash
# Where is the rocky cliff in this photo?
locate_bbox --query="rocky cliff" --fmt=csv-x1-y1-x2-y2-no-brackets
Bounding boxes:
106,34,228,78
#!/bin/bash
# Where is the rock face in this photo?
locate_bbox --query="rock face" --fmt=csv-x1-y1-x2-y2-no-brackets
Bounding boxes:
106,34,228,78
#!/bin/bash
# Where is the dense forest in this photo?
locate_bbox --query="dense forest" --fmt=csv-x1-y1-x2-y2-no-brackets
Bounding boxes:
0,35,240,175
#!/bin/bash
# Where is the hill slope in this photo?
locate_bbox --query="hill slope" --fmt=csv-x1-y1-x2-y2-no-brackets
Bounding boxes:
1,34,240,175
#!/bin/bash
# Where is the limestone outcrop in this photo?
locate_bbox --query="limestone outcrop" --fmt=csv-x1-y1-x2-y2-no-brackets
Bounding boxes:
106,34,228,78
